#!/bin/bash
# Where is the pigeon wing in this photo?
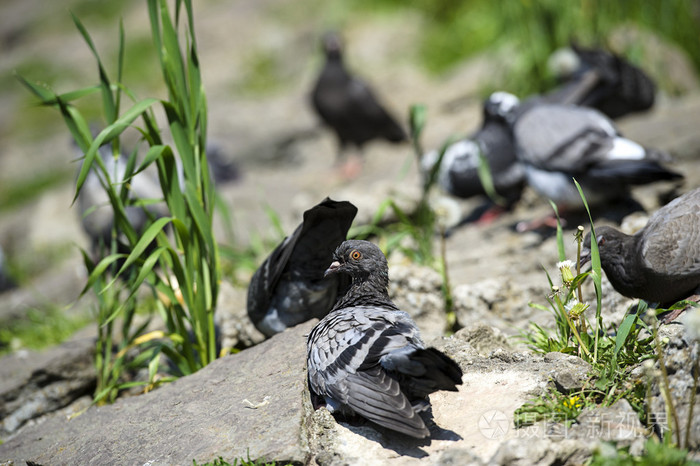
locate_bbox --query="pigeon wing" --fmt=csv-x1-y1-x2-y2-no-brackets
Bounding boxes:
641,189,700,276
515,104,618,172
307,306,430,437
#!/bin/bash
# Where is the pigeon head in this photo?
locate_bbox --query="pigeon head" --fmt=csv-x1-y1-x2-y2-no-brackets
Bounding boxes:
325,240,389,288
484,91,520,124
321,31,343,61
547,46,581,79
580,226,630,267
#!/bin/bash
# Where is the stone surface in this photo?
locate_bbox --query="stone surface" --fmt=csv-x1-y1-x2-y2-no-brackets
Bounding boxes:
0,333,95,439
543,352,592,395
389,262,448,342
0,321,316,465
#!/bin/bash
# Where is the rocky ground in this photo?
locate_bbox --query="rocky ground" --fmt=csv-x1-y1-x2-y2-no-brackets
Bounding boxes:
1,0,700,465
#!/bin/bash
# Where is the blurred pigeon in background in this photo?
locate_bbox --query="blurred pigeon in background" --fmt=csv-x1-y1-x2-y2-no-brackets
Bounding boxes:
205,142,240,186
307,239,462,438
582,187,700,321
0,245,16,293
547,43,656,119
311,31,407,178
76,142,169,262
247,197,357,337
490,92,682,229
421,91,524,224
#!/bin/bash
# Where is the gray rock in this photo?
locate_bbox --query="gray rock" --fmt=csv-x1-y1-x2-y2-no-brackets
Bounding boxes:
0,334,95,439
215,280,266,351
436,447,485,465
452,323,512,356
569,399,646,454
489,437,592,466
452,279,537,333
647,332,700,450
543,352,592,394
0,320,316,465
388,262,447,342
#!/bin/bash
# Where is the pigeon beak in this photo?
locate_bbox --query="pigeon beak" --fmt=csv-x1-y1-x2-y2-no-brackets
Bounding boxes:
324,260,341,277
580,247,591,268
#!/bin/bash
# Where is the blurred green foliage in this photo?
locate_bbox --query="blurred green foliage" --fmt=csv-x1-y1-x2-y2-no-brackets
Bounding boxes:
0,307,92,355
350,0,700,97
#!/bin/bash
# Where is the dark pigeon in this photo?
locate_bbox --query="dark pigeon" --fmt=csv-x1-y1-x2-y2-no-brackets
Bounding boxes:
77,142,169,261
247,198,357,337
311,32,407,157
421,92,524,222
307,240,463,438
547,44,656,119
0,245,16,293
205,142,240,186
582,188,700,315
497,92,682,216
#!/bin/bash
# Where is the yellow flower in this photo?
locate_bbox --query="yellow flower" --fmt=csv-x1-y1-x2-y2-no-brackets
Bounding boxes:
562,395,582,410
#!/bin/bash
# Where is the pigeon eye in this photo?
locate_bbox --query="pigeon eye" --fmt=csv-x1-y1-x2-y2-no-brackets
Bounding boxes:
596,235,606,246
350,250,362,260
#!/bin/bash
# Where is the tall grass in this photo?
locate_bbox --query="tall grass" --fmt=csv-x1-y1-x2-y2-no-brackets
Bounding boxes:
18,0,220,402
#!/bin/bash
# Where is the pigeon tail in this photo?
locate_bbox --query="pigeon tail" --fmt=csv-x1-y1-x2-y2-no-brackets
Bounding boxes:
588,161,683,185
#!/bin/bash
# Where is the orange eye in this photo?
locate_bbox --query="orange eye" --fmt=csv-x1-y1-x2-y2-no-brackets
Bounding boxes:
350,250,362,260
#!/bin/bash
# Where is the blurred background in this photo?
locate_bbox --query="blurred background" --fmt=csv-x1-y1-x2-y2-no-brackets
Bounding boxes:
1,0,699,352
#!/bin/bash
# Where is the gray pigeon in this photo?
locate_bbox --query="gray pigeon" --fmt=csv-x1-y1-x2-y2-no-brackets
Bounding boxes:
77,142,169,261
311,32,407,157
307,240,463,438
247,198,357,337
498,93,682,215
547,44,655,119
582,187,700,314
421,92,524,222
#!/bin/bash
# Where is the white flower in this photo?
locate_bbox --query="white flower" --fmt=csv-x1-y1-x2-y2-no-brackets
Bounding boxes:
430,195,462,230
681,306,700,341
556,260,576,270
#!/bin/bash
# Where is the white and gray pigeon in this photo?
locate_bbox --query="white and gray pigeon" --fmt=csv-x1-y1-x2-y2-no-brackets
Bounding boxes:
421,92,525,222
307,240,463,438
547,44,656,119
311,32,407,156
494,92,682,215
247,198,357,337
581,187,700,318
77,142,169,261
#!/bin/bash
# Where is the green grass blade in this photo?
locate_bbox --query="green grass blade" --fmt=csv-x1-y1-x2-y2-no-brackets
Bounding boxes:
477,149,506,206
614,313,638,360
70,12,116,123
574,178,603,362
74,98,160,201
116,216,172,276
80,253,128,296
549,200,566,262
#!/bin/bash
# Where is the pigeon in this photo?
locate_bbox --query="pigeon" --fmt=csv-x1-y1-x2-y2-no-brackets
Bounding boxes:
247,198,358,337
421,92,524,223
310,32,407,176
307,240,463,438
547,44,656,119
492,92,682,229
0,245,16,293
581,188,700,317
77,142,169,262
205,142,240,186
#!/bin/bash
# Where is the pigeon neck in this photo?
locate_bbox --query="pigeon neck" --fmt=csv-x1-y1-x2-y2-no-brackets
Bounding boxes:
326,51,343,64
600,234,645,298
333,271,396,310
